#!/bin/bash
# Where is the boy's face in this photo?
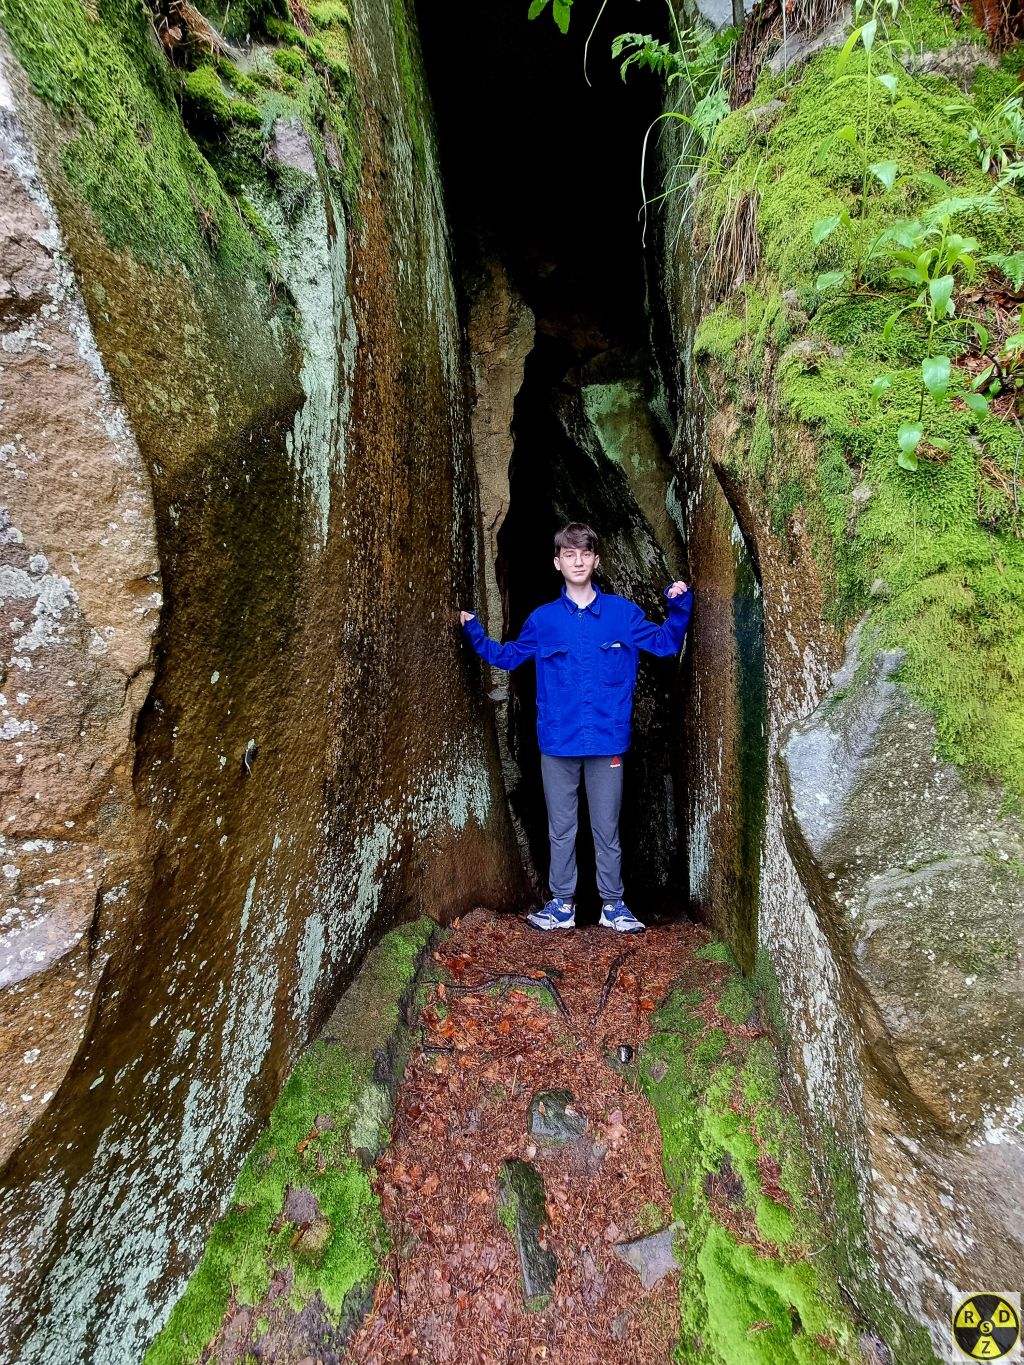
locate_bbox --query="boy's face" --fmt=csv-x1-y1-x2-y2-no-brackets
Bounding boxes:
554,544,599,588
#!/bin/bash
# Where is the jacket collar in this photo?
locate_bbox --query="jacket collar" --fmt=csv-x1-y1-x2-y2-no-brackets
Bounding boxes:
560,582,602,616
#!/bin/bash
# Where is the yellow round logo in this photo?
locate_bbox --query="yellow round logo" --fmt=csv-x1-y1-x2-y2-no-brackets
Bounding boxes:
953,1294,1021,1360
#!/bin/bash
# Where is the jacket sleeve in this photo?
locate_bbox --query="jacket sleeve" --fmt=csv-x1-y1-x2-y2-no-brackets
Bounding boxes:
462,611,539,671
630,587,693,657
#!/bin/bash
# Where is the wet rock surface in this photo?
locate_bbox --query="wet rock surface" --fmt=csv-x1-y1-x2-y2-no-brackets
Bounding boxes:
782,628,1024,1134
611,1222,682,1289
527,1088,589,1145
498,1158,558,1311
0,5,524,1360
149,919,435,1364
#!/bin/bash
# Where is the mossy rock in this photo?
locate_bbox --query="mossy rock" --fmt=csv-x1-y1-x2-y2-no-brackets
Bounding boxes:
691,0,1024,799
497,1160,558,1312
144,918,437,1365
640,961,891,1363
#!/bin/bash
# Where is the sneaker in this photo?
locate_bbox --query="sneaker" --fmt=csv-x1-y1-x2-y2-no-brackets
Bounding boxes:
527,897,576,931
599,899,645,933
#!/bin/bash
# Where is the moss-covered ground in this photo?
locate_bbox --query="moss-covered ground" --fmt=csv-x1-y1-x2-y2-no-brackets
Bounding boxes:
642,952,878,1364
692,0,1024,798
144,917,435,1365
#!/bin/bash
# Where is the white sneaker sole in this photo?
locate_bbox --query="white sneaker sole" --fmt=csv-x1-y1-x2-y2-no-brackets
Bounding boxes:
599,911,644,933
527,913,576,931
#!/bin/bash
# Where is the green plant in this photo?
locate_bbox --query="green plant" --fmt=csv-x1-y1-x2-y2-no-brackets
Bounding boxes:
631,22,738,228
948,83,1024,180
984,250,1024,291
869,193,998,466
811,0,903,288
611,31,681,80
527,0,573,34
975,328,1024,405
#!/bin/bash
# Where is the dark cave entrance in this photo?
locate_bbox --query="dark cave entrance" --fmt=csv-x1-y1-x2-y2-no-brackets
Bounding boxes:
419,0,692,920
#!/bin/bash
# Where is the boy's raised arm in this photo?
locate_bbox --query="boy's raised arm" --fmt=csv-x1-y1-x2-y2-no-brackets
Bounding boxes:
630,583,693,657
460,610,539,671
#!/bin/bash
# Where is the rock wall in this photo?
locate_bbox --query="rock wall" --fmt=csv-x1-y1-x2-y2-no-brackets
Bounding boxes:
661,5,1024,1359
0,2,522,1361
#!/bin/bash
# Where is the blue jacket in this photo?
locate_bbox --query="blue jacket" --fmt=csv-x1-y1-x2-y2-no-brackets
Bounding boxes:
463,583,692,756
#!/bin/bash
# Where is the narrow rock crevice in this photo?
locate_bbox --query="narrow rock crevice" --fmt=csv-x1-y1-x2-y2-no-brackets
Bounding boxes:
420,0,697,918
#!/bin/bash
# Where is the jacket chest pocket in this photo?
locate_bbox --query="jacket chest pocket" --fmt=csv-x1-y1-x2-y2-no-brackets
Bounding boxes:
538,644,570,714
600,640,630,686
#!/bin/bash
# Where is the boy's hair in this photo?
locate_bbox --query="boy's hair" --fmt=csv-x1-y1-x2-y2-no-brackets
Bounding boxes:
554,522,599,554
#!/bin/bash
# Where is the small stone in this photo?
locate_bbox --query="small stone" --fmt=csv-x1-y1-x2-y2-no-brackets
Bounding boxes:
527,1088,588,1145
611,1309,633,1342
868,577,890,600
282,1185,320,1226
748,99,785,135
647,1058,668,1084
269,116,317,176
497,1159,558,1311
768,12,848,76
612,1222,683,1289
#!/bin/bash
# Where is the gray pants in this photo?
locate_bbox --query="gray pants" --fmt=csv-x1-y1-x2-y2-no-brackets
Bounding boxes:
541,754,624,903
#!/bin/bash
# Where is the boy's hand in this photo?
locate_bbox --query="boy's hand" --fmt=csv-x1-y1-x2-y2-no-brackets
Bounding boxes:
666,581,689,598
459,610,476,625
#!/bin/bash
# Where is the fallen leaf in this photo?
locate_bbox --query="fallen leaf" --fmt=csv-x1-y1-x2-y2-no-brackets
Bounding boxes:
420,1174,439,1196
295,1125,317,1155
469,1189,489,1206
639,998,655,1011
604,1108,628,1145
748,1320,773,1334
524,1142,537,1159
603,1222,621,1243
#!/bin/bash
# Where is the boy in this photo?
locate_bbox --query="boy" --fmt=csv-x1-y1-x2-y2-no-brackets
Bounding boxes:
460,522,692,933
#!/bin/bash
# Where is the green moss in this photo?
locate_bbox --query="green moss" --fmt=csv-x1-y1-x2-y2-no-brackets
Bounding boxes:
182,63,234,125
144,1043,381,1365
770,476,807,536
694,940,738,967
637,1200,667,1233
219,61,260,98
181,64,263,130
642,964,864,1363
0,0,361,274
820,1132,937,1364
748,408,773,479
695,309,747,379
310,1,351,27
213,0,287,43
653,985,705,1035
390,0,425,164
497,1195,517,1235
0,0,266,271
718,976,757,1025
272,46,307,78
692,2,1024,796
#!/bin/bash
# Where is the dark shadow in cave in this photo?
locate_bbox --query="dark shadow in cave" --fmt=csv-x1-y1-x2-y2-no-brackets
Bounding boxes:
418,0,692,920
